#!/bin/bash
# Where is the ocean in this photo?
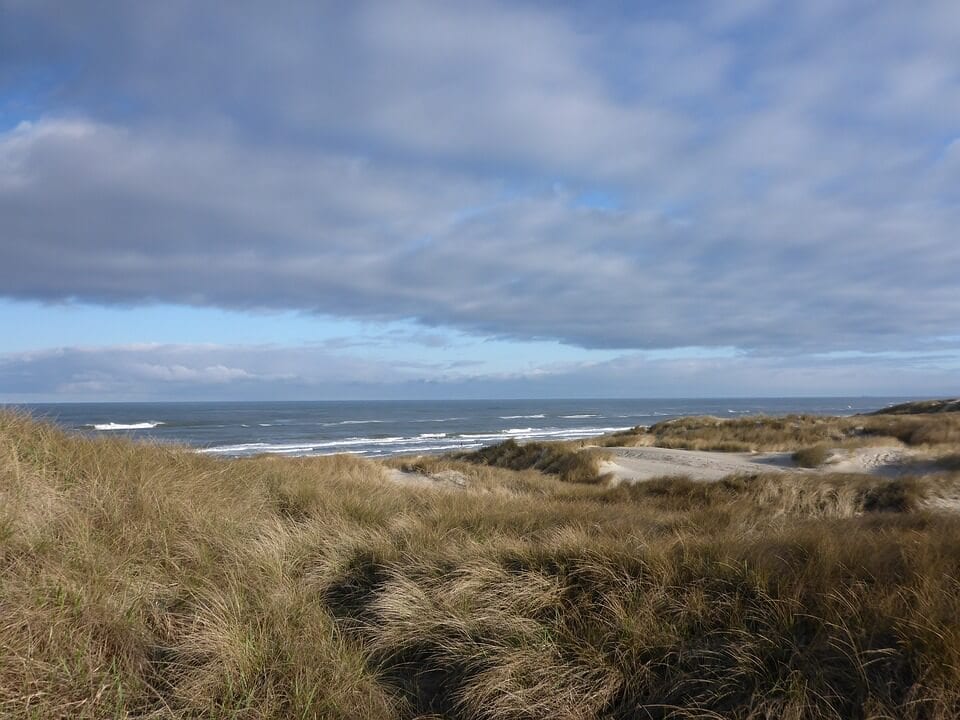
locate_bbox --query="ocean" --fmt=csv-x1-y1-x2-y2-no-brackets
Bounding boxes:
7,397,912,459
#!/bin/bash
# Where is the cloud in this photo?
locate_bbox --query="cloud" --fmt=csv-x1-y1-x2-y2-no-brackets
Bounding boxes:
129,363,253,383
1,1,958,357
2,343,958,402
0,343,437,400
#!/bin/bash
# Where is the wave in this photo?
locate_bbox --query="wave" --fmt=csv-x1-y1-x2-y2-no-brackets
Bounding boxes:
561,414,598,419
460,426,632,442
499,414,545,419
201,437,438,457
92,421,164,431
196,425,632,458
316,442,484,457
200,435,420,455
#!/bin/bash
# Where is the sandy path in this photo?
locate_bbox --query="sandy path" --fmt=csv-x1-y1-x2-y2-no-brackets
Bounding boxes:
826,447,932,476
386,468,469,489
599,444,942,484
384,444,943,489
599,446,792,483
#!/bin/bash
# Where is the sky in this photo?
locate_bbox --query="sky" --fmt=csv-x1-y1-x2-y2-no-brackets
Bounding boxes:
1,0,959,401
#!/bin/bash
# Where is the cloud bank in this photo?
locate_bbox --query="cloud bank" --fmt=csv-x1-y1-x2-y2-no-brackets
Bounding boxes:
2,343,957,402
2,1,959,398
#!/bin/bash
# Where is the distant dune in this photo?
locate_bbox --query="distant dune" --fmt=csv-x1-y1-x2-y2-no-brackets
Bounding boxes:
868,398,960,414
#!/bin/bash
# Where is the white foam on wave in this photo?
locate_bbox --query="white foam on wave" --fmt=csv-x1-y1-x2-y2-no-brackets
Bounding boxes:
200,435,424,456
499,414,545,419
93,421,163,431
561,414,598,419
308,442,483,458
196,425,632,458
460,426,632,442
408,442,483,452
199,442,304,455
198,435,486,458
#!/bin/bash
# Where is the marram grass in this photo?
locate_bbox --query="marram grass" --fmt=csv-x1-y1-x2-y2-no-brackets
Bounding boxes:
2,410,960,719
603,411,960,452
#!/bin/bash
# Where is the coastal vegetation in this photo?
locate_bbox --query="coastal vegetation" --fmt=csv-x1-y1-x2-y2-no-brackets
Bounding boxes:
790,444,832,468
2,409,960,718
456,438,611,483
601,411,960,453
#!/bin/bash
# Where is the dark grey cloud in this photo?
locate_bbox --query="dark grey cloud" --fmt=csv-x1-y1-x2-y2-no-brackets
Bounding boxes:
1,1,959,353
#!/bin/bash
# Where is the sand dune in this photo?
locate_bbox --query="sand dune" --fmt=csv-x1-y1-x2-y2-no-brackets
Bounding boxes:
599,446,791,483
599,444,936,484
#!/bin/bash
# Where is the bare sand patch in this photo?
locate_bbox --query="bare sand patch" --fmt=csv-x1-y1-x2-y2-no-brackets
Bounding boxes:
599,444,943,484
386,467,469,489
599,446,790,483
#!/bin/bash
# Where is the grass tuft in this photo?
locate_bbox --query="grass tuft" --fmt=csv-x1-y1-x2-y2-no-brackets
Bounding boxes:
459,438,610,483
792,444,833,468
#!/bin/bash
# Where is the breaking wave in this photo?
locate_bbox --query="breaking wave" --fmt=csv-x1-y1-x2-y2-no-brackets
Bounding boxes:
92,422,164,431
197,424,631,458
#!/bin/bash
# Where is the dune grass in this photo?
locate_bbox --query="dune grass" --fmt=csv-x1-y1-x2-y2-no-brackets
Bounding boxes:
603,412,960,454
875,398,960,415
456,438,611,483
2,410,960,718
791,444,833,468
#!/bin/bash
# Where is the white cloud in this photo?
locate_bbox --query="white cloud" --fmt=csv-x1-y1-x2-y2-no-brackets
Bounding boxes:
2,342,958,401
130,363,253,383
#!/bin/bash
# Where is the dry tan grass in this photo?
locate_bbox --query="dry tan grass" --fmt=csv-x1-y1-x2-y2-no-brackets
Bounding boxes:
3,410,960,718
792,444,833,468
598,412,960,455
455,438,612,483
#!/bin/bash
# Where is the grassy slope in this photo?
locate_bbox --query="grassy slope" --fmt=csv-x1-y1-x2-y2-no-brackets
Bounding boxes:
2,411,960,719
872,399,960,415
601,412,960,453
454,438,611,483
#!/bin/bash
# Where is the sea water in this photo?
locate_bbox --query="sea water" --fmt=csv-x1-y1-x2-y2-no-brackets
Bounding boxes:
11,397,909,459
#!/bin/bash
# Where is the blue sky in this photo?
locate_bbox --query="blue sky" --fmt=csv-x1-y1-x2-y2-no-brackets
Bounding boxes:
1,0,959,401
